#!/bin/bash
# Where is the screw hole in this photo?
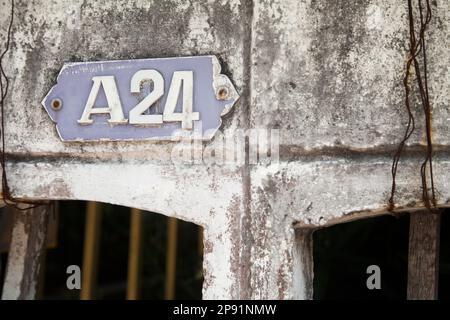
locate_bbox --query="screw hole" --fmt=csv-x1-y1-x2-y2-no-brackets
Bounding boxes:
217,87,229,100
51,98,62,110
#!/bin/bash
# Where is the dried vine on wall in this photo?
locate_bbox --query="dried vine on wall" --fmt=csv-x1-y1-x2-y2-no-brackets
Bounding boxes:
389,0,436,212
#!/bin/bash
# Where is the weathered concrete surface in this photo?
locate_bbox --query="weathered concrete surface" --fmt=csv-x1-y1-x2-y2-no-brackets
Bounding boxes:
1,0,449,300
247,0,450,299
249,154,450,298
1,0,247,157
7,160,246,299
0,0,250,300
2,205,50,300
251,0,450,149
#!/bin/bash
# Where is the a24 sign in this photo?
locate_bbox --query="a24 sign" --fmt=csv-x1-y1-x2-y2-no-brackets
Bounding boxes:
42,56,239,141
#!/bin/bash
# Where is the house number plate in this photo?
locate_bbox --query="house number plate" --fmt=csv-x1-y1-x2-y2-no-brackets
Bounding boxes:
42,56,239,141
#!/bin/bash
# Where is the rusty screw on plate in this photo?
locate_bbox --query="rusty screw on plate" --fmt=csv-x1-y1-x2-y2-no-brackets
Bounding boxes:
217,87,229,100
51,98,62,110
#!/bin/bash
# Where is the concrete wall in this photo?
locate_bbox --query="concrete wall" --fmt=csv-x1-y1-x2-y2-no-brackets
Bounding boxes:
1,0,449,299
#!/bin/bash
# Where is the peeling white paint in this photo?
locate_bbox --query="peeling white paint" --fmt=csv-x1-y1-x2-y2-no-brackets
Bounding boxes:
366,4,384,31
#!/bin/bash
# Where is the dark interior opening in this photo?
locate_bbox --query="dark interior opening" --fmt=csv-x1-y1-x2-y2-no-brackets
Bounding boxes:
313,214,410,299
0,201,203,300
313,210,450,300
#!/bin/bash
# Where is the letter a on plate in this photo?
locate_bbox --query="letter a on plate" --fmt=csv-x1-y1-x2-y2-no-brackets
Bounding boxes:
42,56,239,141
